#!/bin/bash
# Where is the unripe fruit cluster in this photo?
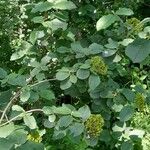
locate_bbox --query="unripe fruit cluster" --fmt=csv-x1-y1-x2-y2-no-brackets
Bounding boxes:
85,114,104,137
91,56,107,76
135,93,145,112
126,18,143,34
27,132,42,143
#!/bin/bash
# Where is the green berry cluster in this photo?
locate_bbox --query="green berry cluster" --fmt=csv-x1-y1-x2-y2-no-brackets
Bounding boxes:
126,18,143,34
27,132,42,143
135,93,145,112
85,114,104,137
91,56,107,76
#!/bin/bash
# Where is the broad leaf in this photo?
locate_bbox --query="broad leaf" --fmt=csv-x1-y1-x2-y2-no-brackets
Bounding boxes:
48,115,56,122
52,105,72,115
57,115,73,128
7,129,27,145
69,123,84,137
96,14,119,31
119,105,134,122
42,19,68,31
56,71,70,81
78,105,91,121
16,141,44,150
121,141,133,150
23,114,37,129
70,74,77,83
12,105,25,112
125,39,150,63
39,90,55,100
60,79,72,90
116,8,134,16
53,0,76,10
0,138,14,150
89,74,101,91
31,2,53,13
76,69,90,80
0,68,7,79
20,88,30,102
0,123,15,138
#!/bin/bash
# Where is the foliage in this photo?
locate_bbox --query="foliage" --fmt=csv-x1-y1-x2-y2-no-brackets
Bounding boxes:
0,0,150,149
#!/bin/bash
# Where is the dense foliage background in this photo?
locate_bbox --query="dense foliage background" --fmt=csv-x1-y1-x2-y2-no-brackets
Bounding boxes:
0,0,150,149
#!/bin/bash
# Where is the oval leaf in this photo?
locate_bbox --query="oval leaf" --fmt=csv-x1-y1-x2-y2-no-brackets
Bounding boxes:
76,69,90,80
116,8,134,16
119,105,134,122
96,14,119,31
89,74,101,91
125,39,150,63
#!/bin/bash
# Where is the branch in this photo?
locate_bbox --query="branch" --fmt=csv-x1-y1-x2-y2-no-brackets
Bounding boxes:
0,91,21,124
30,78,56,87
0,77,55,124
0,109,43,127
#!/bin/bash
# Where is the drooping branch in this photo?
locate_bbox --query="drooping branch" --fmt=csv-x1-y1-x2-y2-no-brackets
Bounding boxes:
0,109,43,127
0,77,56,124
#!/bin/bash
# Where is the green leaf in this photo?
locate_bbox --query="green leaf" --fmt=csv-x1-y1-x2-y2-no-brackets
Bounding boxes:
12,105,25,112
20,88,30,102
116,8,134,16
78,105,91,121
39,90,55,100
42,19,68,31
60,79,72,90
29,31,45,45
121,88,135,102
0,138,14,150
69,74,77,83
76,69,90,80
89,74,101,91
44,120,55,128
42,106,53,115
31,2,53,13
23,114,37,129
100,130,111,142
31,16,44,24
0,123,15,138
56,71,70,81
7,74,26,87
10,41,32,61
96,14,119,31
53,0,76,10
89,43,104,54
52,105,72,115
119,38,134,46
57,115,73,128
48,115,56,122
105,38,119,49
53,130,66,140
125,39,150,63
16,141,44,150
0,68,7,79
119,105,134,122
7,129,27,145
69,123,84,137
121,141,133,150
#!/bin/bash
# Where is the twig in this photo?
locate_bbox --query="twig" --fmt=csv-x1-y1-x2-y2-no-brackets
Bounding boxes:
0,110,9,122
30,78,56,87
0,77,55,124
0,109,43,127
0,91,21,124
